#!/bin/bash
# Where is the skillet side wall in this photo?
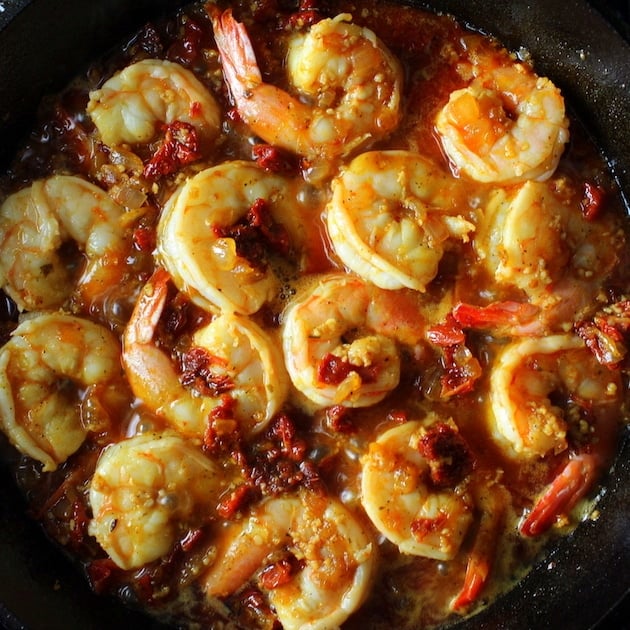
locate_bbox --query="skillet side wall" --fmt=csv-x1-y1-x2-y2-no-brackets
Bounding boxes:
0,1,629,629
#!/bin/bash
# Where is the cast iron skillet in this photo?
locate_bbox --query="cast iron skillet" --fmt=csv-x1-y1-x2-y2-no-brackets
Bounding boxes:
0,1,629,628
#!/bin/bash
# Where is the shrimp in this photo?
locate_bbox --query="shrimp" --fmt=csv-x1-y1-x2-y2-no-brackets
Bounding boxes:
157,160,304,315
0,313,124,472
122,268,288,438
326,151,476,292
0,175,128,311
88,431,224,569
87,59,221,148
435,60,569,183
282,273,427,409
488,334,622,459
474,180,623,331
360,418,474,560
202,489,375,630
212,10,402,163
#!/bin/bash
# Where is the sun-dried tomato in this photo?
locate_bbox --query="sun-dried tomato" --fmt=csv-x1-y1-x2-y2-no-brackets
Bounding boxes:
180,346,235,396
325,404,356,434
580,181,606,221
252,143,299,174
440,344,482,398
132,226,157,252
87,557,119,594
259,555,302,590
426,314,465,346
214,198,291,270
410,512,449,542
217,483,257,519
143,121,202,180
417,422,474,488
317,352,379,386
576,300,630,368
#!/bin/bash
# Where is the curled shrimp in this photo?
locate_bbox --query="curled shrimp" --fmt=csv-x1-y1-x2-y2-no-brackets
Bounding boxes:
212,10,402,163
88,431,224,569
0,175,128,311
87,59,221,148
361,418,474,560
281,274,426,409
0,313,125,471
157,160,304,315
489,334,622,459
435,59,569,183
326,150,476,291
202,489,375,630
475,181,622,322
122,268,288,438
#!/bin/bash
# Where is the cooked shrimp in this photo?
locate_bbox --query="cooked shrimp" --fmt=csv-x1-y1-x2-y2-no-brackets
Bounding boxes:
157,160,303,315
87,59,221,148
202,489,375,630
212,10,402,163
0,175,128,311
435,61,569,183
489,334,621,459
282,273,428,409
122,269,288,438
361,418,474,560
519,452,599,537
89,431,224,569
0,313,124,471
326,151,476,291
474,180,623,331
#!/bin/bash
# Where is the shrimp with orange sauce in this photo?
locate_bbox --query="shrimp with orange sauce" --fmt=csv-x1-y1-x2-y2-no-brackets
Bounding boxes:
157,160,306,315
89,431,225,569
0,175,129,311
281,273,426,409
202,489,376,630
473,180,623,332
211,10,402,166
0,312,126,471
436,55,569,183
326,150,476,292
488,334,622,460
87,59,221,149
360,417,475,560
122,268,289,439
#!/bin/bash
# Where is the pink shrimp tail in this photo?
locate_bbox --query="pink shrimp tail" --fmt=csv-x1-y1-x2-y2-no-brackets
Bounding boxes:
211,8,262,104
519,453,598,537
125,267,170,346
450,555,490,611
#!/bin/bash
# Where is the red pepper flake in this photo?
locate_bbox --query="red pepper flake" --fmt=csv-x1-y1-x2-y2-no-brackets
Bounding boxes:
143,121,202,180
580,181,606,220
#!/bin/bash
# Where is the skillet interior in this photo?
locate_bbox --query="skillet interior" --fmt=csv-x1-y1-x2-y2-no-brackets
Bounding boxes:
0,1,629,628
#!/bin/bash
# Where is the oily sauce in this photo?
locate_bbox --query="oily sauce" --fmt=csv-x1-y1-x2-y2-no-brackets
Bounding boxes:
0,1,629,629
